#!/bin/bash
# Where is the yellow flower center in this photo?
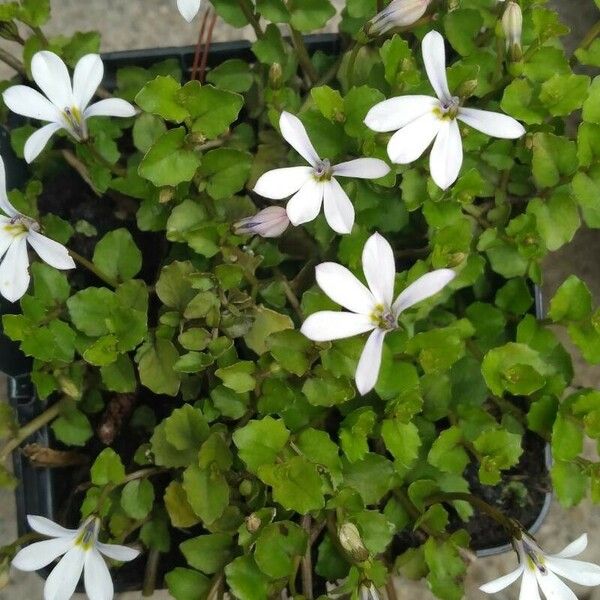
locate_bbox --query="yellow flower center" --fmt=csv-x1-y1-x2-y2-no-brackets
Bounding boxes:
75,517,99,550
433,97,460,121
313,159,333,182
3,215,38,237
370,304,396,330
63,105,87,140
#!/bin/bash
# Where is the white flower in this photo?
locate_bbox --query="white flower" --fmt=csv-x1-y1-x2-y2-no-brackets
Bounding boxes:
481,533,600,600
177,0,202,21
2,51,136,163
234,206,290,238
0,156,74,302
301,232,455,394
12,514,140,600
367,0,432,36
253,112,390,234
360,583,381,600
364,30,525,190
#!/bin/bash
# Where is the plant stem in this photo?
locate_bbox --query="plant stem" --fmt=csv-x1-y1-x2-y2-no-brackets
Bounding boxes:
0,47,26,76
0,398,68,463
346,43,362,89
300,515,313,600
237,0,264,39
62,150,101,196
142,548,160,597
69,249,119,288
275,269,303,319
290,27,319,86
424,492,521,537
571,19,600,65
83,140,127,177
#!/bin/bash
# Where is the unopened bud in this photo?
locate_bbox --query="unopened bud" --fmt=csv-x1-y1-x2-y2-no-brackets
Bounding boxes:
457,79,478,99
360,584,381,600
0,22,20,43
269,63,283,89
234,206,290,238
245,513,262,533
159,187,175,204
365,0,432,37
502,2,523,61
338,523,369,562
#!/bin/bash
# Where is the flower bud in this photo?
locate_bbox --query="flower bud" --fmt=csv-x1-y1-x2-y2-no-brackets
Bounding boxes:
0,22,20,43
360,584,381,600
159,187,175,204
245,513,262,533
502,1,523,61
366,0,432,37
269,63,283,89
338,522,369,562
234,206,290,238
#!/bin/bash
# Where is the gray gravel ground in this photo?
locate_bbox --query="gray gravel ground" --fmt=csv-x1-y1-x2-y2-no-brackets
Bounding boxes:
1,1,599,599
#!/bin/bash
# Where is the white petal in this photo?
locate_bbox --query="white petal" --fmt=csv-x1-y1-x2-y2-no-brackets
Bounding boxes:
315,262,376,314
535,569,577,600
553,534,588,559
72,54,103,111
387,111,441,164
519,568,541,600
364,95,439,132
392,268,455,316
2,85,62,122
422,30,452,103
26,230,75,270
12,538,74,571
323,178,355,234
31,51,73,109
24,122,63,163
253,166,313,199
84,98,136,119
355,328,386,395
0,224,15,259
480,566,524,594
97,542,140,562
84,549,113,600
286,178,324,226
43,546,85,600
362,232,395,307
279,111,320,167
457,107,525,139
546,557,600,587
0,158,18,217
177,0,202,21
0,236,30,302
429,118,463,190
301,311,375,342
27,515,79,539
333,158,390,179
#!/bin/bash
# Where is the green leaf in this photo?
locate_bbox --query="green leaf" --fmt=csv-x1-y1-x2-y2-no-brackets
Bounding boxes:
549,276,593,323
339,407,376,463
199,148,252,199
258,456,325,513
180,533,233,574
244,305,294,355
156,261,196,311
501,79,544,125
552,414,583,461
164,481,200,528
527,190,580,251
91,448,126,486
473,429,523,485
82,334,118,366
178,82,243,138
51,408,93,447
164,403,210,451
444,9,483,56
133,113,167,153
207,58,253,92
215,361,255,393
428,426,470,474
343,453,395,505
166,568,210,600
121,479,155,520
93,229,142,281
254,522,308,578
225,556,269,600
531,133,578,189
266,329,313,376
311,85,345,121
233,417,290,472
288,0,335,32
100,354,137,393
583,76,600,124
136,337,181,396
183,464,230,525
381,419,421,469
552,462,588,507
67,287,117,337
539,73,590,116
135,75,188,123
138,128,201,187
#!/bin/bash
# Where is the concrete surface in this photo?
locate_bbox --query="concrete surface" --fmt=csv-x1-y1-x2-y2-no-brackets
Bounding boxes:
1,1,599,599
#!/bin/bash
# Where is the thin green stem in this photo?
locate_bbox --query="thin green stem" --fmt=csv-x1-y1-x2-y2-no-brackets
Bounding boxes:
300,515,313,600
0,398,69,463
290,27,319,86
424,492,521,538
83,140,127,177
571,19,600,65
0,47,26,76
69,249,119,288
346,43,362,90
142,548,160,597
237,0,264,39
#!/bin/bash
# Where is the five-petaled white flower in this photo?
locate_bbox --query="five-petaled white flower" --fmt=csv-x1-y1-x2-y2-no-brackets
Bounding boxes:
480,532,600,600
12,514,140,600
364,30,525,190
366,0,432,37
0,156,74,302
3,51,136,163
301,232,455,394
177,0,202,21
253,112,390,234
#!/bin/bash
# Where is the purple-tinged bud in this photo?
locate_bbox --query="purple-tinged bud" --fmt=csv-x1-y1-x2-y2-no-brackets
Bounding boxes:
234,206,290,238
502,1,523,61
366,0,432,37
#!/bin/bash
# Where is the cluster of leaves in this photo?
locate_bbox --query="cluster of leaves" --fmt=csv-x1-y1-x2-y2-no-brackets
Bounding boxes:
1,0,600,598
